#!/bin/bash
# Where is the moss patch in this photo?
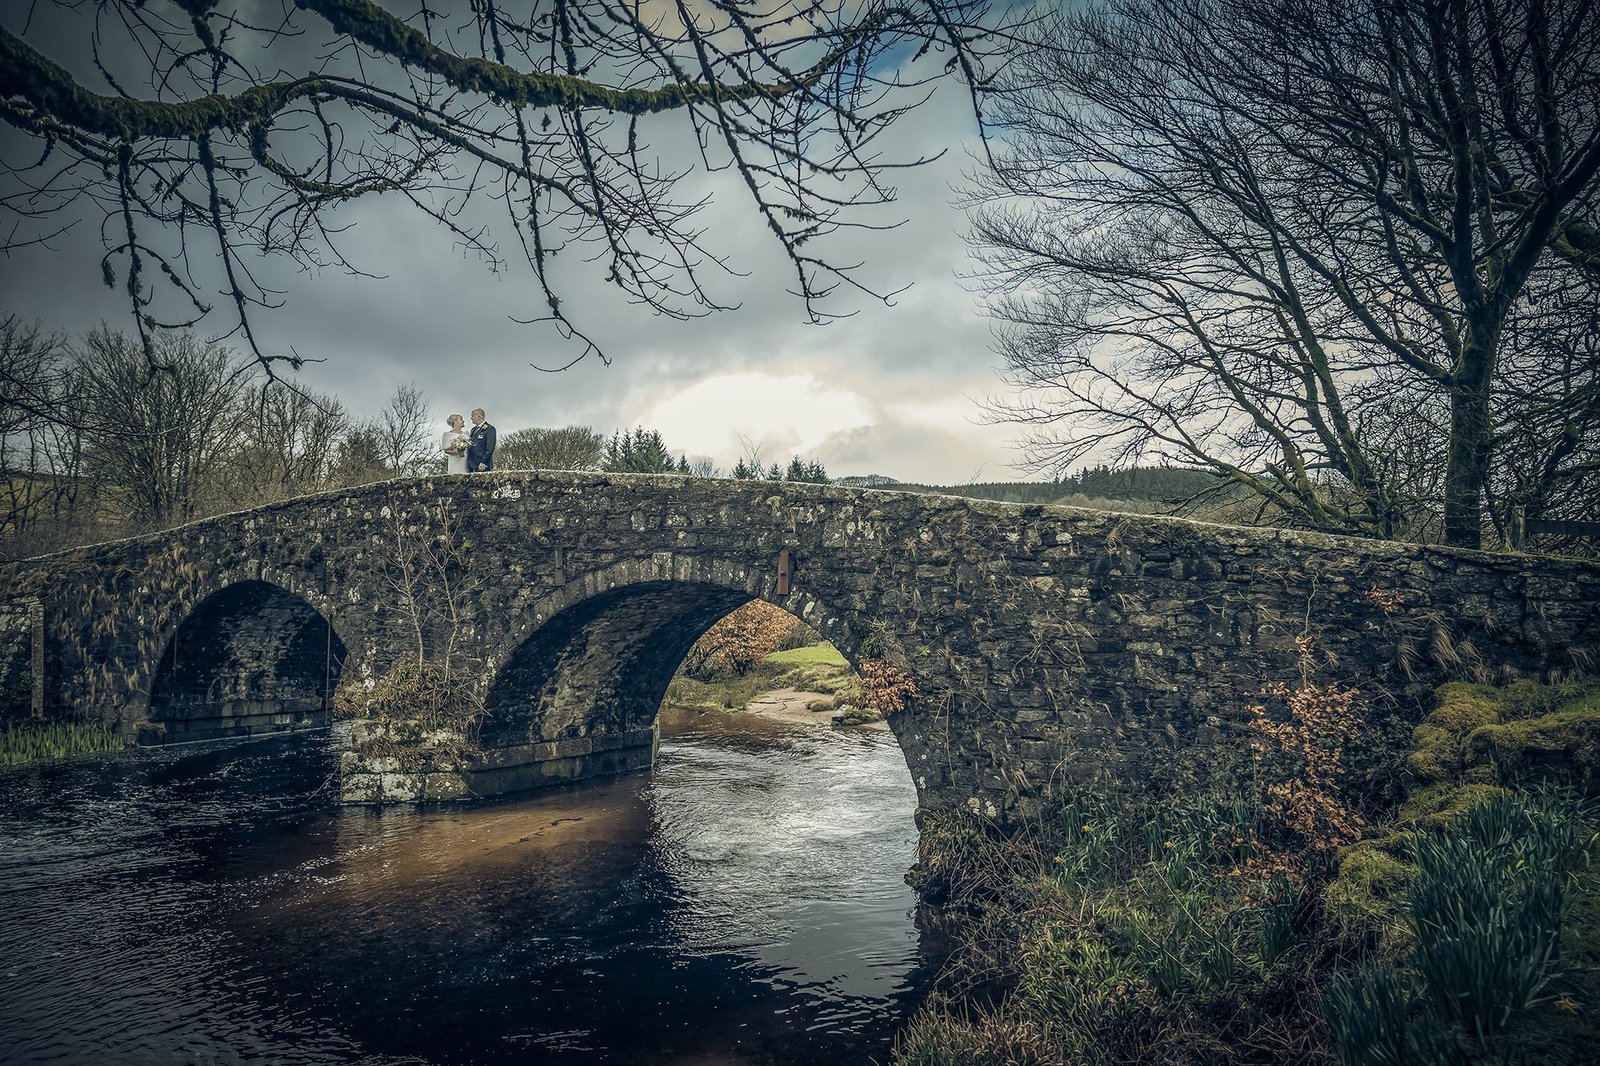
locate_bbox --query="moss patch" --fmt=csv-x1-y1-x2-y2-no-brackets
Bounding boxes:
1407,680,1600,795
1429,683,1506,731
1465,708,1600,793
1396,781,1511,827
1406,683,1504,785
1324,840,1414,955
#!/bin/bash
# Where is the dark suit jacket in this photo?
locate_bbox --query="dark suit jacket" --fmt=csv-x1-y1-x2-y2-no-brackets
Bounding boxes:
468,421,497,471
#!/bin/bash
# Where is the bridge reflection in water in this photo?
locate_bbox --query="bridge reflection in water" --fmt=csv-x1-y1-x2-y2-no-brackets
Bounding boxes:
0,706,929,1065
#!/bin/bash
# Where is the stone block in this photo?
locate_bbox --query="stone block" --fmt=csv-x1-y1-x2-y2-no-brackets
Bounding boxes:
423,773,471,802
340,773,382,804
349,718,388,746
380,772,425,801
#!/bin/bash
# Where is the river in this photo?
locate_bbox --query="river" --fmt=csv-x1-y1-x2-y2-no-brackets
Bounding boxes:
0,707,929,1065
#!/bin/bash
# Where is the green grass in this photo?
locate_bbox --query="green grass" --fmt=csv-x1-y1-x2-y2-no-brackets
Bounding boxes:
764,644,849,668
664,643,856,713
0,721,122,765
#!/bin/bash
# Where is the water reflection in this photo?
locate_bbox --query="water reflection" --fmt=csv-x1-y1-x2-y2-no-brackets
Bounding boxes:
0,708,926,1065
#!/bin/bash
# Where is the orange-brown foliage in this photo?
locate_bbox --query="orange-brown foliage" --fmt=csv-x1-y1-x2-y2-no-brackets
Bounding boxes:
1247,677,1369,860
683,600,800,676
858,657,919,715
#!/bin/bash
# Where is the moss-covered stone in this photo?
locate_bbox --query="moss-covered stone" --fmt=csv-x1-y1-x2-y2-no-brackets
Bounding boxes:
1406,723,1460,784
1497,677,1600,721
1406,683,1505,785
1396,781,1510,827
1324,839,1415,954
1429,682,1506,731
1405,681,1600,795
1465,708,1600,793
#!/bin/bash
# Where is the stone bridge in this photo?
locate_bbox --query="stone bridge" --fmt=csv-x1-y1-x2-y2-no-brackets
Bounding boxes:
3,472,1596,818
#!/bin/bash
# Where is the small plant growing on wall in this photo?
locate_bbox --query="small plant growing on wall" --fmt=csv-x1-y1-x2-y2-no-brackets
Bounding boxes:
337,495,481,739
1246,635,1372,875
858,657,919,716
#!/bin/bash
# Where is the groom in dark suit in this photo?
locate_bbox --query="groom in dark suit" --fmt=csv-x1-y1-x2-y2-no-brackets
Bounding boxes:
467,408,497,471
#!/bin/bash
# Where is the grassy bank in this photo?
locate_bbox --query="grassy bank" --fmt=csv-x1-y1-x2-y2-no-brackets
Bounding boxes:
663,642,867,717
895,680,1600,1066
0,720,123,765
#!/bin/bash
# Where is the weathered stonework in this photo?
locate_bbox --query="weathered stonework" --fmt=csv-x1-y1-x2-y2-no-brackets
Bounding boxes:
3,471,1597,818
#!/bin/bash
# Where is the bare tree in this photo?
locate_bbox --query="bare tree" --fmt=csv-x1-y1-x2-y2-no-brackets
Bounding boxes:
376,383,435,477
733,433,767,480
333,421,391,487
74,327,249,527
1,0,1006,374
973,0,1600,547
1488,266,1600,546
0,316,66,543
231,383,349,504
495,425,604,471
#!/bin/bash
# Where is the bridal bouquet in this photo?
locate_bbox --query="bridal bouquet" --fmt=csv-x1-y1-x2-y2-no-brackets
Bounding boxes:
446,434,470,457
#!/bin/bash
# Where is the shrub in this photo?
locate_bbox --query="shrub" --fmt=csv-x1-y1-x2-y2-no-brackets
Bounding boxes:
1247,679,1369,863
899,792,1326,1066
334,658,478,733
681,601,799,678
858,656,918,715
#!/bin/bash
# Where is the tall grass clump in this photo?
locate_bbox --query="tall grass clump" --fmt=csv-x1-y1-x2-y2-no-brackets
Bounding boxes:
1325,789,1595,1065
896,792,1328,1066
0,720,121,764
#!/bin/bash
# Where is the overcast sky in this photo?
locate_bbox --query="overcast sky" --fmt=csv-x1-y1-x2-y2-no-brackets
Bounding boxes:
0,4,1027,484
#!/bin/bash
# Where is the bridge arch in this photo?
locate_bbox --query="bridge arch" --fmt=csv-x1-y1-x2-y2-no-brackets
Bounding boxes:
145,579,348,744
465,556,916,798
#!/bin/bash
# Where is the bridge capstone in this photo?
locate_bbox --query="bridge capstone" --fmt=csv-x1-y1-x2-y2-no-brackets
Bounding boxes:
3,471,1596,818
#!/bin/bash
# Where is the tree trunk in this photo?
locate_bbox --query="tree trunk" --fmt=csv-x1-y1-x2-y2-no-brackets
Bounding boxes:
1443,321,1500,549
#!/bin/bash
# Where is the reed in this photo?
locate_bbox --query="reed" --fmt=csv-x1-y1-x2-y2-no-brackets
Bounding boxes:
0,721,122,765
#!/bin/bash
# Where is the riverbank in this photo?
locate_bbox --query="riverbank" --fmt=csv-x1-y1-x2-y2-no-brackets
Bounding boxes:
894,679,1600,1066
663,643,885,728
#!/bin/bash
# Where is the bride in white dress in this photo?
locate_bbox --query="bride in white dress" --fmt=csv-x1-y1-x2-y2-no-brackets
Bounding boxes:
442,413,469,475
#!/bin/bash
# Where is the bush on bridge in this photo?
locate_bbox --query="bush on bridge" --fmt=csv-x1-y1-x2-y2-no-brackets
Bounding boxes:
333,659,480,734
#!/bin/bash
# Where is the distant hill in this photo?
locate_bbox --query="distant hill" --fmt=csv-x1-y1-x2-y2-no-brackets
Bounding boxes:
844,466,1225,510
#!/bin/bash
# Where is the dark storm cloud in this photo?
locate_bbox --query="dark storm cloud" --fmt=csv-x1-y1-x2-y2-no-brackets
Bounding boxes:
0,2,1023,482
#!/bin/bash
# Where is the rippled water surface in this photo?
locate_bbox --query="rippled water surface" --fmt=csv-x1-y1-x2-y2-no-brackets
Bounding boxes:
0,709,927,1065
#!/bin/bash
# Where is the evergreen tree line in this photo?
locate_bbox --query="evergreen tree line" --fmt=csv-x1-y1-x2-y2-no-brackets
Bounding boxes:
876,466,1224,508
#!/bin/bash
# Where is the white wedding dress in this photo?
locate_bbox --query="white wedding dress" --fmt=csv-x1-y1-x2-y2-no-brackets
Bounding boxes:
443,430,468,475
